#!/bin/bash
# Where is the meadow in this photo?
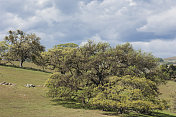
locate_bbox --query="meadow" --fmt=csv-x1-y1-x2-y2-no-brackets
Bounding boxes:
0,64,176,117
0,65,118,117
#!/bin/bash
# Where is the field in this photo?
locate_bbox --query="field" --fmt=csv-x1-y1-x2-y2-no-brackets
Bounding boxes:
0,65,119,117
0,64,176,117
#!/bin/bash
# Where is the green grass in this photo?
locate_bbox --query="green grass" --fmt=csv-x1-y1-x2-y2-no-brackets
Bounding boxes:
0,65,49,85
159,81,176,99
0,65,119,117
1,60,41,69
159,80,176,113
0,65,176,117
0,60,53,73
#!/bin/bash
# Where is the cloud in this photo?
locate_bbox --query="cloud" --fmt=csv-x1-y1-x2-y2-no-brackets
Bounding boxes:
80,34,107,46
0,0,176,57
131,39,176,58
137,7,176,35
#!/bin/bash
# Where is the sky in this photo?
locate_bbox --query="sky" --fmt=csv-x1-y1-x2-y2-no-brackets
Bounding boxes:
0,0,176,58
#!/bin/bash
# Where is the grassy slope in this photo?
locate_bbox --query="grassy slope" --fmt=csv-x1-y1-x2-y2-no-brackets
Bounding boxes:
0,65,176,117
159,81,176,113
159,81,176,99
0,61,53,73
0,65,117,117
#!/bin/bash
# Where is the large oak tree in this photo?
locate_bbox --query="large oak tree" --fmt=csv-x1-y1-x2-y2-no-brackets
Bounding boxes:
45,41,168,114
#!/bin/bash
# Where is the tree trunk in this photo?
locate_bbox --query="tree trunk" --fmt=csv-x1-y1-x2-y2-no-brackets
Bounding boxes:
82,98,86,106
20,60,24,67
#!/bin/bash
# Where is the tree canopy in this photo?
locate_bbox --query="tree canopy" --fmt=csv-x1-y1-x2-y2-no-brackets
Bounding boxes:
2,30,45,67
45,40,168,114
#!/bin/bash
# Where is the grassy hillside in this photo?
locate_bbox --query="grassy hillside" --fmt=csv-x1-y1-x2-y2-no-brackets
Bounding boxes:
0,60,53,73
164,57,176,61
0,65,176,117
159,81,176,113
0,65,119,117
163,56,176,65
0,65,48,86
159,81,176,99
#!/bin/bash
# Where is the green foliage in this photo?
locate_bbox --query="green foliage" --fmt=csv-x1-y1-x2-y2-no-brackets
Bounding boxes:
45,40,168,114
45,73,74,98
3,30,45,67
90,76,167,114
32,51,49,70
160,64,176,80
56,43,78,48
158,58,164,62
0,41,8,62
37,43,80,73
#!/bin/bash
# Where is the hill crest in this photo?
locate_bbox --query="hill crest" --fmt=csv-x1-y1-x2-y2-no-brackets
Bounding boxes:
164,56,176,60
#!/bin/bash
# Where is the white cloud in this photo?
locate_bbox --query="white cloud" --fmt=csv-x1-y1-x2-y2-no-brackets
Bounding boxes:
128,0,136,6
80,34,107,46
36,0,50,6
36,6,63,24
78,0,144,41
131,39,176,58
137,7,176,35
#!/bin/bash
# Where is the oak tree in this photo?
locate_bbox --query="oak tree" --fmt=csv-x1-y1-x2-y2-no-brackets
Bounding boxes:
4,30,45,67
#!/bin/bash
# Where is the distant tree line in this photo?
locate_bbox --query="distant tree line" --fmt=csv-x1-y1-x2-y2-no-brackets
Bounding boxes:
0,30,170,114
160,64,176,80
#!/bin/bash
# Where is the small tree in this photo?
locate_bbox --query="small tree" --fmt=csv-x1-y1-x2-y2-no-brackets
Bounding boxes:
4,30,45,67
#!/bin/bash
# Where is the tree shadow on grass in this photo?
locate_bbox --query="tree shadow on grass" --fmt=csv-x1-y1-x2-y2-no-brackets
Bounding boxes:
51,98,97,110
102,111,176,117
149,112,176,117
0,63,52,73
51,99,176,117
